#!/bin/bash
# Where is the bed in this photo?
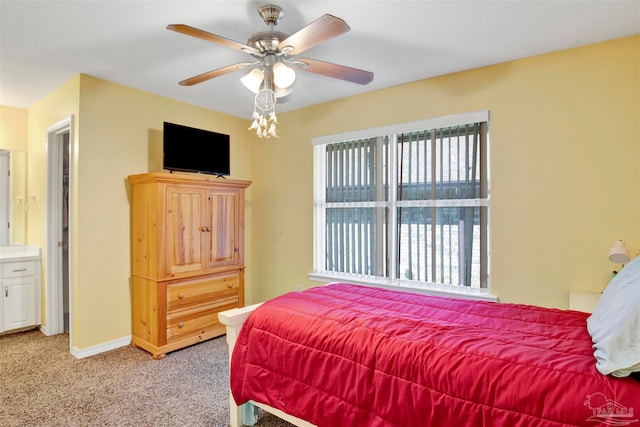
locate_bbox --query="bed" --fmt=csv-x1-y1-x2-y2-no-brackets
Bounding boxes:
219,264,640,427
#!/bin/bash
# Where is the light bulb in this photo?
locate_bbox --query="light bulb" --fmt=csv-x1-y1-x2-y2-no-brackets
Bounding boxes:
273,62,296,89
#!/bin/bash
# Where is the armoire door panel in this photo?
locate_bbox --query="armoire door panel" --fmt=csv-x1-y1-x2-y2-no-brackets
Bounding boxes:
207,191,239,267
166,187,206,275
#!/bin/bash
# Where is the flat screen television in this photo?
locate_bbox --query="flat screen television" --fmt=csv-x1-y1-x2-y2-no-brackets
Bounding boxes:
163,122,230,176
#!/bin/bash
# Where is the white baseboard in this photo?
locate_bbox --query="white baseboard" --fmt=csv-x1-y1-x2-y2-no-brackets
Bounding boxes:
71,335,132,359
39,324,54,336
39,325,131,359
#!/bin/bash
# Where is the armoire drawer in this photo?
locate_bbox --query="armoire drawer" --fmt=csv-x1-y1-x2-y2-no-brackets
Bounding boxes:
166,295,239,341
166,273,239,311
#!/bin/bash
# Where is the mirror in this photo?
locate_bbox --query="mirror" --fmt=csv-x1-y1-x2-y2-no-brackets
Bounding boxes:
0,149,27,245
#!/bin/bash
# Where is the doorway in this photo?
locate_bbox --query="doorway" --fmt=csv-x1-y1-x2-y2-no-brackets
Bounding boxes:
44,116,73,353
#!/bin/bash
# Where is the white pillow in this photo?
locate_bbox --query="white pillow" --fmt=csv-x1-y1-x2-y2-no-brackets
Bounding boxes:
587,255,640,377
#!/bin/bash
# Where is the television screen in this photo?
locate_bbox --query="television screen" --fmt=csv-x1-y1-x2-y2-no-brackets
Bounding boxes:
163,122,230,176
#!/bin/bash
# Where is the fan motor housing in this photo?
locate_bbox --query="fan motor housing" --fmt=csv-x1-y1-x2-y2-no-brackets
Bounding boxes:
247,31,289,53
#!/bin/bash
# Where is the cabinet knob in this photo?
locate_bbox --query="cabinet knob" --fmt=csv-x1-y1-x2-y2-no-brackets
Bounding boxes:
178,322,184,329
178,293,184,300
227,283,234,289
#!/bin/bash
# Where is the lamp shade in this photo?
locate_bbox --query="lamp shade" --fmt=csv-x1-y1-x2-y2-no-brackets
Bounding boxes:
240,68,264,94
609,240,631,264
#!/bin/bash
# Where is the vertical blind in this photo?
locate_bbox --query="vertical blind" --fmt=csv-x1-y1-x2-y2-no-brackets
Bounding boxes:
396,123,488,287
315,112,489,290
325,137,389,277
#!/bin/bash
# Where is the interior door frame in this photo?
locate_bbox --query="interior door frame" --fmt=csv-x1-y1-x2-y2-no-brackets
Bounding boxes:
0,151,9,246
43,116,73,353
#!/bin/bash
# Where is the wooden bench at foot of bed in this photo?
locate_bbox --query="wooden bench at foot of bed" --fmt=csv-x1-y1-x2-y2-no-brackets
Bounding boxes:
218,304,316,427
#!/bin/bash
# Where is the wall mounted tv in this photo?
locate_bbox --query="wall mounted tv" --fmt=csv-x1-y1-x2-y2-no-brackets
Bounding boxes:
163,122,230,176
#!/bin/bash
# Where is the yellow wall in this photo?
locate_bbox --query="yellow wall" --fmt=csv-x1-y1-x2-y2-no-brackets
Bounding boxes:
72,75,252,349
25,75,252,350
0,105,29,243
251,35,640,308
26,75,81,327
0,105,28,151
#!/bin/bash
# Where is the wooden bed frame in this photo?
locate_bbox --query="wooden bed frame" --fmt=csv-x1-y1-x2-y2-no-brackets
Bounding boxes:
218,304,316,427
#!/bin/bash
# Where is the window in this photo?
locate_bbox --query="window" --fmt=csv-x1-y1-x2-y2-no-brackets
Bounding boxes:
312,111,490,294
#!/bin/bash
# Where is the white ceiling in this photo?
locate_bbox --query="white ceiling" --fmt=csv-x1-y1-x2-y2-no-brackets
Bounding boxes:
1,0,639,119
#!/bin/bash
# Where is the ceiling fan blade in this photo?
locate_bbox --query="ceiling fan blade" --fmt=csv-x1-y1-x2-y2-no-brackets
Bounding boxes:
179,63,249,86
278,14,350,55
167,24,261,56
296,58,374,85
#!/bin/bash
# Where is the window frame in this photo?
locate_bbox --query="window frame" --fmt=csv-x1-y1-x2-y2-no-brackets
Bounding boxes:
310,111,494,301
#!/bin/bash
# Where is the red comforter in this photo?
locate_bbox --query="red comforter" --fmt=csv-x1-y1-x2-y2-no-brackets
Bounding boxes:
230,283,640,427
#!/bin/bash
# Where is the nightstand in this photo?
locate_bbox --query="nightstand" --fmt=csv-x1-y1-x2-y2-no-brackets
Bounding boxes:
569,290,602,314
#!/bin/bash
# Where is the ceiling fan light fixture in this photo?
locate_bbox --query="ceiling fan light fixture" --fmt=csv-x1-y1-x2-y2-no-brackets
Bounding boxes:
240,68,264,93
273,62,296,89
168,4,373,138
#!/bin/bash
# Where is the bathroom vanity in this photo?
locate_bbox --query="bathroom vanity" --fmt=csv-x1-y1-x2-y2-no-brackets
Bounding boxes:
0,245,41,333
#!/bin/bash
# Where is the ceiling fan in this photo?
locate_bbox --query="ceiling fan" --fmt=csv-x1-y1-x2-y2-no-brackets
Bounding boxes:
167,4,374,138
167,4,374,88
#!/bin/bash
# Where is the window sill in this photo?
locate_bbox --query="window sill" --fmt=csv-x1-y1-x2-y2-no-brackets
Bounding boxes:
308,272,498,302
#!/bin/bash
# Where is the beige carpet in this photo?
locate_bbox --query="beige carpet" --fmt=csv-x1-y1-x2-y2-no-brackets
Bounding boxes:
0,329,294,427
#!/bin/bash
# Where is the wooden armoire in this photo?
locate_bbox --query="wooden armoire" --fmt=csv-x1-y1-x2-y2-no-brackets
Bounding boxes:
128,172,251,359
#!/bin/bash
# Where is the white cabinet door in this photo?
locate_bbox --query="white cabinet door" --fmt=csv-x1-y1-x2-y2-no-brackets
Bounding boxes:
4,276,36,330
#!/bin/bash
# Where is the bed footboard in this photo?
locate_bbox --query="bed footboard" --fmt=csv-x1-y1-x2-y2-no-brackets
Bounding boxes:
218,303,316,427
218,303,263,427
